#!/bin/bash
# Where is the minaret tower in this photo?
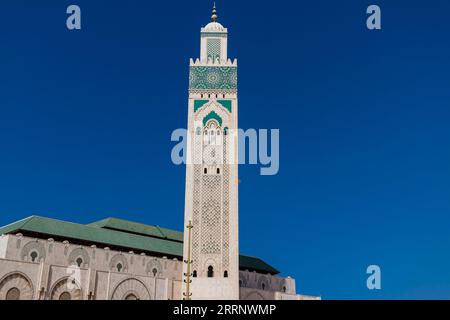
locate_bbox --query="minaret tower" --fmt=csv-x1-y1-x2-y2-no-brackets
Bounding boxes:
182,4,239,300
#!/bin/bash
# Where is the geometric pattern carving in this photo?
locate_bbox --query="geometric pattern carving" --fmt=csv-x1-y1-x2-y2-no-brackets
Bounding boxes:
257,275,270,291
201,32,227,38
146,259,163,277
191,165,201,270
21,241,46,262
189,66,237,92
111,278,151,300
0,273,34,300
207,38,221,62
222,135,230,269
190,104,234,276
200,175,222,255
203,111,223,126
68,247,90,267
50,278,82,300
109,254,128,272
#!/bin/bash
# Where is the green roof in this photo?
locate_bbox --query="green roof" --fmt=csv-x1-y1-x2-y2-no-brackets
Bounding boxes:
88,217,184,242
0,216,182,257
0,216,279,275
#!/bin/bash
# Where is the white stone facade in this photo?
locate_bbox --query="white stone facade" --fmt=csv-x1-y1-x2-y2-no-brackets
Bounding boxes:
0,234,315,300
182,10,240,300
0,5,321,302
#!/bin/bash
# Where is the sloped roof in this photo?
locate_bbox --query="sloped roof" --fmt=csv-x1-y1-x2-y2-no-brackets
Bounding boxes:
0,216,182,257
88,217,183,242
0,216,279,275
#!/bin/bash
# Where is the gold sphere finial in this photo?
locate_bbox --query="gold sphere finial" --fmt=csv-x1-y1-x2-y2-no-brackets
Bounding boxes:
211,2,218,22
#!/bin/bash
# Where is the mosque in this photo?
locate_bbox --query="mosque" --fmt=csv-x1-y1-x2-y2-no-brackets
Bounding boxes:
0,5,319,301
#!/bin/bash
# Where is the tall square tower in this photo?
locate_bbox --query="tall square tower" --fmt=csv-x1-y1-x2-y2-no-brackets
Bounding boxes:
182,5,239,300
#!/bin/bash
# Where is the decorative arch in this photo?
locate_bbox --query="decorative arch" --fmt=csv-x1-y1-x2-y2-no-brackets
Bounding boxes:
203,259,217,278
68,247,90,267
194,101,230,130
203,111,222,126
0,272,34,300
257,275,270,291
280,279,289,293
109,254,129,272
50,277,82,300
239,273,248,288
111,278,151,300
21,240,46,262
146,259,163,277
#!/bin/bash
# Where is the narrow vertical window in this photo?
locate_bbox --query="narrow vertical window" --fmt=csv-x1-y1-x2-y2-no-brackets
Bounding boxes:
207,266,214,277
204,168,207,174
210,130,216,144
30,251,38,262
224,270,228,278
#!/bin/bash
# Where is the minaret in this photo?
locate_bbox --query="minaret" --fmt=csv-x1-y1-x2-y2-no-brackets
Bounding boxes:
182,4,239,300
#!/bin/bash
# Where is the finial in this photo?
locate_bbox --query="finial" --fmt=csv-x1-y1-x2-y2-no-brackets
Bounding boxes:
211,2,218,22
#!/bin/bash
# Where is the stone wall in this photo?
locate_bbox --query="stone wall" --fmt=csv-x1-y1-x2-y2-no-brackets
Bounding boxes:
0,233,311,300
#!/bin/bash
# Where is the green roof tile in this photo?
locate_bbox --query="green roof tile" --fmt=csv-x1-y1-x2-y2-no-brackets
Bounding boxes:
87,217,184,242
0,216,279,275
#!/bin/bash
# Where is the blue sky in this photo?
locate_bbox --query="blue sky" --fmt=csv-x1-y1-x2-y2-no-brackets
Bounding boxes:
1,0,450,299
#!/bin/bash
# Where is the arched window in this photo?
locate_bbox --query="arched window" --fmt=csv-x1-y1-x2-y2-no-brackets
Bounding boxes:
193,270,197,278
6,287,20,300
224,127,228,135
204,168,207,174
76,257,83,267
207,266,214,278
217,129,221,136
117,263,123,272
125,294,138,300
30,251,38,262
59,292,71,300
224,271,228,278
283,286,287,293
261,283,266,290
152,268,158,277
216,168,220,174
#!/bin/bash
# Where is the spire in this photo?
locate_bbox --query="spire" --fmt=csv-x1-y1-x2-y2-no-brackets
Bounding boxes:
211,2,218,22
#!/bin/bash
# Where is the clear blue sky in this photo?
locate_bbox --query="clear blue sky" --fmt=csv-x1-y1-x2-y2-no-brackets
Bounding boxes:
1,0,450,299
